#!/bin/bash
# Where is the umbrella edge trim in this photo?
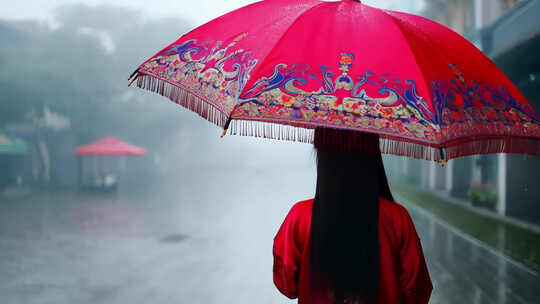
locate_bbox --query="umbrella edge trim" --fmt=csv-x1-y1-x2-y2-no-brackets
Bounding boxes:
135,72,230,129
228,118,540,162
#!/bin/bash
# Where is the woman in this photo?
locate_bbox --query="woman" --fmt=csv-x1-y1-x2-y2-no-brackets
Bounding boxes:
273,127,433,304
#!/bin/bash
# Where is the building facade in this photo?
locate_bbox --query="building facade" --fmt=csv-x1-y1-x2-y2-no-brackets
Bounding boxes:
389,0,540,226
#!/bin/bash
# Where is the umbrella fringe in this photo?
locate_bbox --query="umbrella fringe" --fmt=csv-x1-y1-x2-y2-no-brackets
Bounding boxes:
229,119,540,161
136,73,229,128
379,138,440,161
229,119,442,160
229,119,315,143
134,74,540,162
444,136,540,160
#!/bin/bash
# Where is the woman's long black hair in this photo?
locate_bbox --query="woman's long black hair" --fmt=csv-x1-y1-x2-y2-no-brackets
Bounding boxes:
309,127,394,303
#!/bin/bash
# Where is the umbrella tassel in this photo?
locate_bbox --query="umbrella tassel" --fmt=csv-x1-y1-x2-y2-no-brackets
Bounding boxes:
128,70,139,87
221,117,232,137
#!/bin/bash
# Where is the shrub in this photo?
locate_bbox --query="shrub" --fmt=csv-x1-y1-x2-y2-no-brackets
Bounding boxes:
468,183,498,210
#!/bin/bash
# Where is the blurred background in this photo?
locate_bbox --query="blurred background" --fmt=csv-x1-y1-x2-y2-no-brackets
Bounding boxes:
0,0,539,303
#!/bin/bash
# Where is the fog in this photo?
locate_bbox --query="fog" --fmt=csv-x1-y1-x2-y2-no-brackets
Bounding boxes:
1,1,539,303
0,4,319,302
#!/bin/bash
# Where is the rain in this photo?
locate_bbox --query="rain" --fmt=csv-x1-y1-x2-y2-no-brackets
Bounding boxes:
1,0,539,303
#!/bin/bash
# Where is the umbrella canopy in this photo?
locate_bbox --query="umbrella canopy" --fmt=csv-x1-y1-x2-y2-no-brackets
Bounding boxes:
0,131,28,154
74,136,146,156
129,0,540,163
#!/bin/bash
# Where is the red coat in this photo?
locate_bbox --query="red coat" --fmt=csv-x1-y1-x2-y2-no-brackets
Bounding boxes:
273,197,433,304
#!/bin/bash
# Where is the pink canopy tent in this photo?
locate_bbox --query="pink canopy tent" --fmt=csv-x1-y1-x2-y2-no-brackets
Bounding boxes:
74,136,146,156
74,137,146,190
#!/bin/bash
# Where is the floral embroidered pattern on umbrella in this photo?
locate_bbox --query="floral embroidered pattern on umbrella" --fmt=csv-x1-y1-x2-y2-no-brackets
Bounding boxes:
130,0,540,162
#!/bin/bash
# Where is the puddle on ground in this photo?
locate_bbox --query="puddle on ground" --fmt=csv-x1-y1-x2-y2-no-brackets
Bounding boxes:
159,233,188,244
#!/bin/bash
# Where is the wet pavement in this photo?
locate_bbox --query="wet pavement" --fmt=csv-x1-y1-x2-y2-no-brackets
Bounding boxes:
397,195,540,304
1,169,539,303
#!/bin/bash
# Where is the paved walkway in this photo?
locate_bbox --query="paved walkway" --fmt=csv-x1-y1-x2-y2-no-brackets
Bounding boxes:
399,195,540,304
0,170,538,303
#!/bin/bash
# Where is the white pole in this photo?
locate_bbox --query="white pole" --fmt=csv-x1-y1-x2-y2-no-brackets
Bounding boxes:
402,157,408,176
429,160,436,190
446,159,453,193
497,154,507,216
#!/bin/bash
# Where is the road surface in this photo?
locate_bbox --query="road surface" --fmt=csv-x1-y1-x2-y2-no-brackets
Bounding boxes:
1,169,538,303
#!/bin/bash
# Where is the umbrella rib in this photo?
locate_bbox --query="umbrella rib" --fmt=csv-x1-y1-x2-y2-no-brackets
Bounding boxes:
234,1,328,109
379,11,455,162
377,10,440,124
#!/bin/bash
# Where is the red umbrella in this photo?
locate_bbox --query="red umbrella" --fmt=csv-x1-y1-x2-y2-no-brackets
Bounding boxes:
74,136,146,156
129,0,540,164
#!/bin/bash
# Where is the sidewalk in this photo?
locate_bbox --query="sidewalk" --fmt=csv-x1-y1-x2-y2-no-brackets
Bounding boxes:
402,198,540,303
392,183,540,274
